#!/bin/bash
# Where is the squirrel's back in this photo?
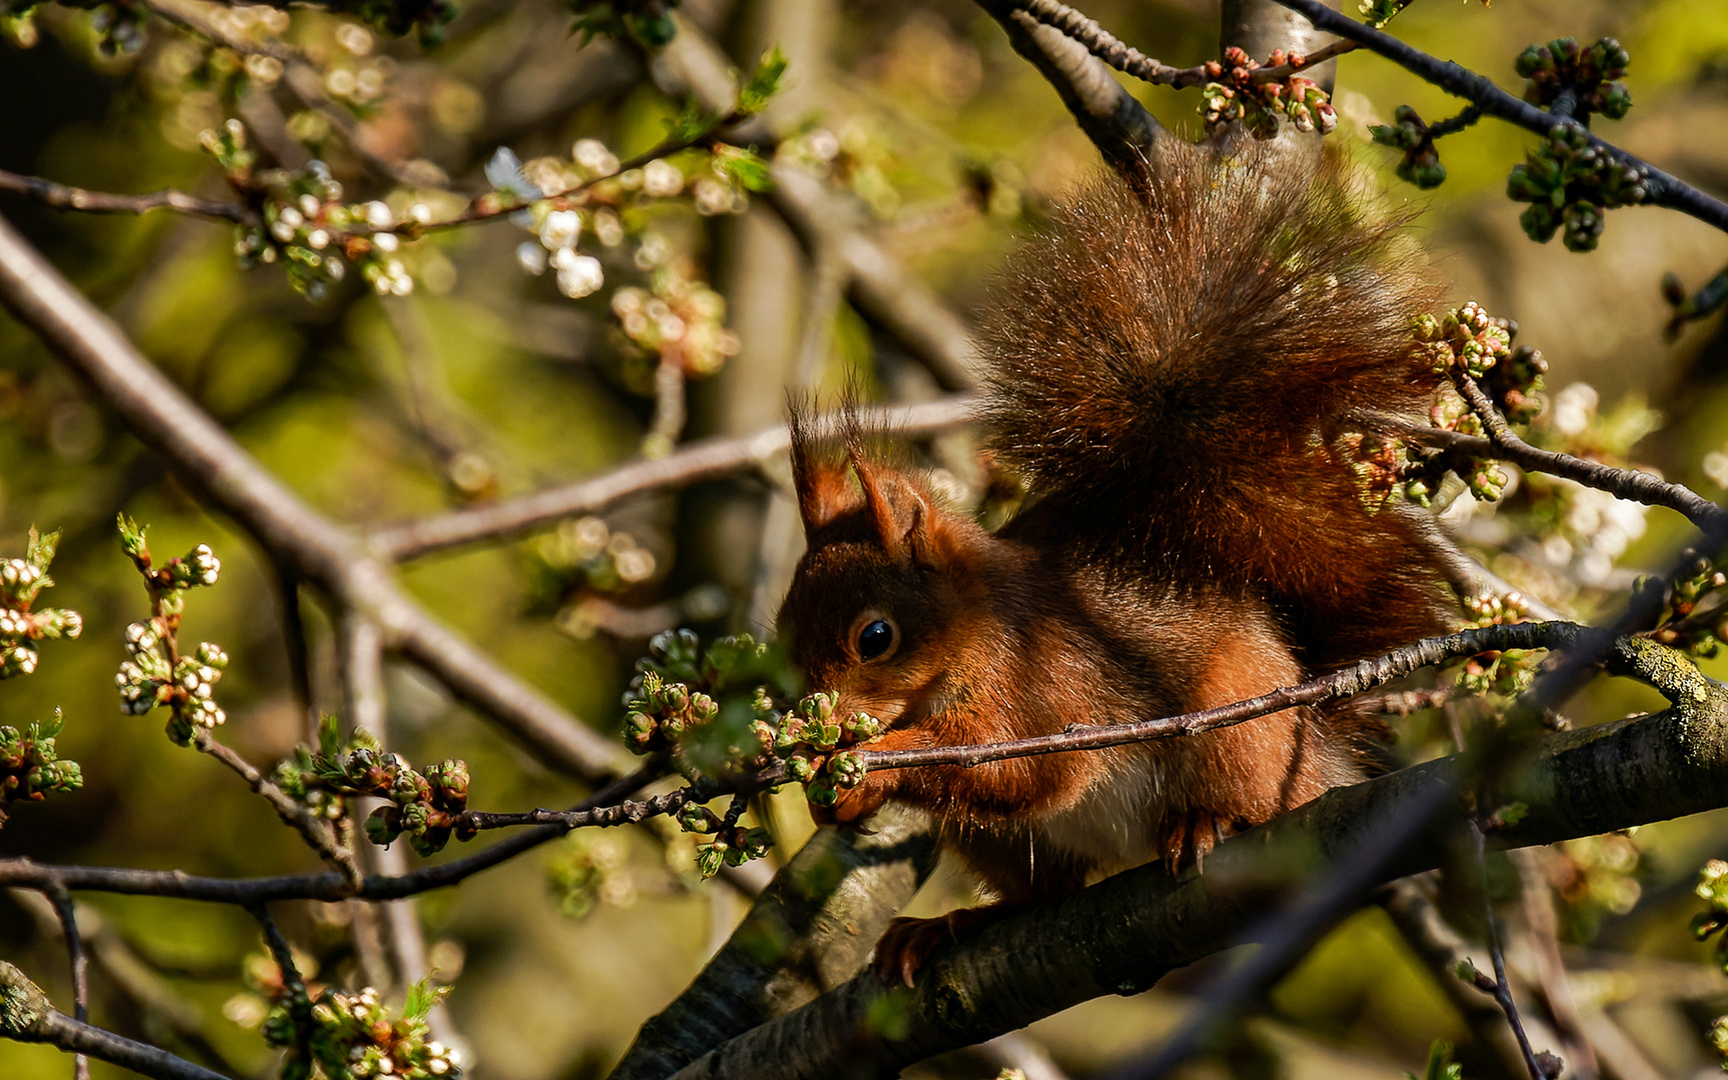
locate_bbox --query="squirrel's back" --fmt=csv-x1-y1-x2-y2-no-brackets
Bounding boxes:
981,143,1452,669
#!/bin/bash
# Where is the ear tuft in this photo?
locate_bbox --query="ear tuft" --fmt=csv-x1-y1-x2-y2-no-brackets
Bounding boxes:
790,399,850,537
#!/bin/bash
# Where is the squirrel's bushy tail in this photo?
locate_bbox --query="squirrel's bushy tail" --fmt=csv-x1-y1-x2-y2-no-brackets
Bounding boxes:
981,143,1451,668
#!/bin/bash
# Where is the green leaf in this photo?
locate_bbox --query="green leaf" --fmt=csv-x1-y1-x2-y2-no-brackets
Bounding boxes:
116,513,149,561
402,978,450,1021
318,713,341,759
738,46,788,116
664,101,714,144
713,146,772,192
35,708,64,740
25,527,59,573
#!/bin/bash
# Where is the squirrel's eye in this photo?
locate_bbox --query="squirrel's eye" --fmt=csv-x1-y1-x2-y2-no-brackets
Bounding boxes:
856,619,896,662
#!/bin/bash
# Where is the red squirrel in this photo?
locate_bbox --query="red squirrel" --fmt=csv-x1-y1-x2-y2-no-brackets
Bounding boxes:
774,141,1456,985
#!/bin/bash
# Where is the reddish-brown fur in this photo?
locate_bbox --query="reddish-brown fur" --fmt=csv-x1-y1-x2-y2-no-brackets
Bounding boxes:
776,141,1455,985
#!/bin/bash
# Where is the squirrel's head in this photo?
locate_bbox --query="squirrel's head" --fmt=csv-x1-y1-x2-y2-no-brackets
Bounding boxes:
775,414,992,733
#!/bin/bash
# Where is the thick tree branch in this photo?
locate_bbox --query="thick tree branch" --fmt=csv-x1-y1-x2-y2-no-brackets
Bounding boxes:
607,806,939,1080
0,209,629,784
0,169,255,225
1271,0,1728,235
663,671,1728,1078
372,396,975,560
0,962,227,1080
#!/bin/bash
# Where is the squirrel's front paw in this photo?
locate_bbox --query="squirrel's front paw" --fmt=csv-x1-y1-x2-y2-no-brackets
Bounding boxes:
870,906,1019,987
809,776,888,827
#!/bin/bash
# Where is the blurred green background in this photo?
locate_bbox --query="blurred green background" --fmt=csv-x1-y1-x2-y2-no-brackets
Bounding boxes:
4,1,1728,1078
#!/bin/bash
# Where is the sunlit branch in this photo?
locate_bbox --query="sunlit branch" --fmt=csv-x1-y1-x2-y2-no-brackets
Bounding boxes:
0,168,255,225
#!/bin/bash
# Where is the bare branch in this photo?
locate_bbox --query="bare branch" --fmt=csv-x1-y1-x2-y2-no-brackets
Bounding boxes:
991,0,1215,87
0,209,629,783
0,961,227,1080
1272,0,1728,235
1381,878,1546,1079
1472,824,1557,1080
1454,372,1725,531
0,168,254,225
41,882,90,1080
372,396,976,560
0,763,664,905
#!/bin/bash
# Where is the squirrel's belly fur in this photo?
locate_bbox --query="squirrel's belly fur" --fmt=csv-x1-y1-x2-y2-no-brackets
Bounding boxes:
776,140,1454,975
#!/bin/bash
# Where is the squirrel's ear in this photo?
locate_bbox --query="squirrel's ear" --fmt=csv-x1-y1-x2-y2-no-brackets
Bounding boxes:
849,450,932,562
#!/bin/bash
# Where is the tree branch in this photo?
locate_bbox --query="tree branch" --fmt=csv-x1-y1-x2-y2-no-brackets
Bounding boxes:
371,396,975,560
857,621,1582,772
662,670,1728,1078
40,882,90,1080
0,762,664,905
1271,0,1728,235
1454,372,1726,531
972,0,1166,172
0,169,255,225
190,728,361,886
607,806,939,1080
0,962,228,1080
0,209,629,784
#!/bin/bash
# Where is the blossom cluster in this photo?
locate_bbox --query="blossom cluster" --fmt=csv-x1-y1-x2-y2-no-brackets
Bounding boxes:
1516,37,1632,122
1507,125,1650,253
0,711,82,829
1370,106,1449,190
619,630,879,874
0,528,82,680
206,121,417,301
113,515,231,746
1200,47,1337,140
272,719,476,857
265,980,462,1080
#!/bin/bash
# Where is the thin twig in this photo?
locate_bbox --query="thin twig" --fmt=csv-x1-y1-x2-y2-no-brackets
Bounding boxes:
1454,372,1726,530
0,762,665,905
994,0,1216,87
1473,823,1556,1080
1271,0,1728,235
246,902,308,1000
190,728,362,887
1380,878,1544,1079
41,882,90,1080
0,168,255,225
371,396,976,560
859,621,1583,772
